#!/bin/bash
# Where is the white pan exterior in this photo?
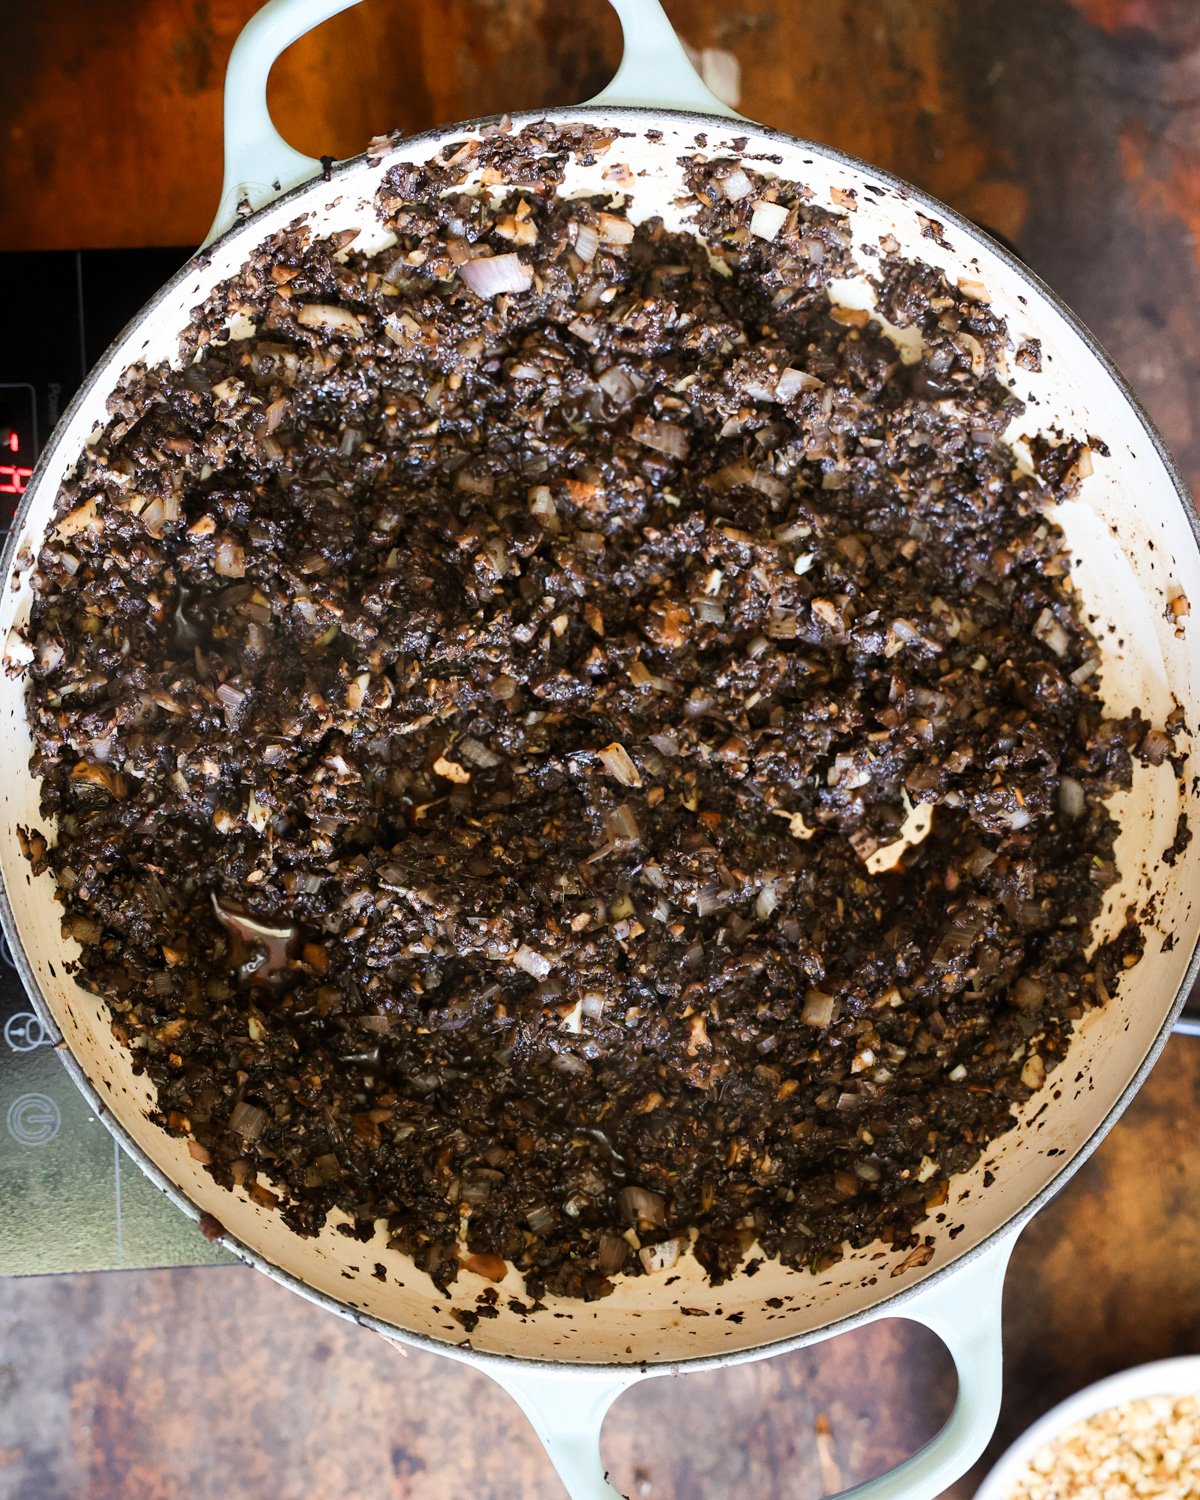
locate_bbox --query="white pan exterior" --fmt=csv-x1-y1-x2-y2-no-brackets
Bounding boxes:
1,106,1197,1377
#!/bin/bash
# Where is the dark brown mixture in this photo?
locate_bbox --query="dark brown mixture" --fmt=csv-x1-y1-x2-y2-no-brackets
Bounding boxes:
22,123,1164,1301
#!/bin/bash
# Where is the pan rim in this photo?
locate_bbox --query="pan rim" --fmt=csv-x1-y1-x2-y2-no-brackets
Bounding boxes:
2,101,1197,1376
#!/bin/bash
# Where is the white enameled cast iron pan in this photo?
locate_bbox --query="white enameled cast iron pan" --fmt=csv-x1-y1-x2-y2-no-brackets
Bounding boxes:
2,2,1199,1496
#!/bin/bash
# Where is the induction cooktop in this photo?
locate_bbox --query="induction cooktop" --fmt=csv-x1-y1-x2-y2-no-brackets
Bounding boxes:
0,248,229,1275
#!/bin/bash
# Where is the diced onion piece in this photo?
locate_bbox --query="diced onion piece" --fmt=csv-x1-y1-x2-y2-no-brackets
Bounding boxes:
35,634,64,672
574,223,599,262
802,989,837,1028
598,212,634,244
596,742,642,787
691,597,725,625
459,253,532,298
598,365,637,404
755,882,778,921
246,791,270,833
514,944,552,980
229,1101,267,1141
481,537,513,578
749,200,789,240
525,1203,556,1234
708,460,787,500
639,1238,684,1274
604,803,641,846
999,805,1032,831
3,629,32,669
647,732,679,757
215,682,247,724
684,688,712,716
1140,727,1172,765
1058,776,1085,819
551,1051,590,1076
776,367,824,400
1033,607,1071,659
618,1185,665,1226
527,485,560,534
632,417,690,459
1069,657,1098,686
54,496,102,539
720,168,754,201
141,497,166,538
296,303,365,339
597,1234,628,1274
696,881,727,918
459,736,503,769
214,537,246,578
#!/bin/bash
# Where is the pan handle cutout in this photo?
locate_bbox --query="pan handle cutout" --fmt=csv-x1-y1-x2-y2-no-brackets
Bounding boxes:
478,1230,1017,1500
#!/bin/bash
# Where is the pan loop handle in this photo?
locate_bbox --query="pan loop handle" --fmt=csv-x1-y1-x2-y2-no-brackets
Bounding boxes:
583,0,743,118
482,1230,1018,1500
204,0,362,247
487,1366,644,1500
829,1230,1018,1500
205,0,743,246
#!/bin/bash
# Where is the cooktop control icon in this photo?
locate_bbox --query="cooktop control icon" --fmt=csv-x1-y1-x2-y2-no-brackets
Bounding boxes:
7,1092,61,1147
4,1012,49,1052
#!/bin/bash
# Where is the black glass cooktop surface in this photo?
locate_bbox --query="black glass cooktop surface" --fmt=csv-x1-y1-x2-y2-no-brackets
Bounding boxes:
0,248,230,1275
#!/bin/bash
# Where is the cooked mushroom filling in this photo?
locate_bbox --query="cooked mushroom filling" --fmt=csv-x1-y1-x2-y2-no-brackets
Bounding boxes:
22,123,1164,1302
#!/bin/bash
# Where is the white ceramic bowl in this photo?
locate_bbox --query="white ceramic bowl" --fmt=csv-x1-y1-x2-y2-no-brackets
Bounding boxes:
975,1357,1200,1500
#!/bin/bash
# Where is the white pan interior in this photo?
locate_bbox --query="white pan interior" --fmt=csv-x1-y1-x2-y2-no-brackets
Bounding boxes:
1,108,1197,1367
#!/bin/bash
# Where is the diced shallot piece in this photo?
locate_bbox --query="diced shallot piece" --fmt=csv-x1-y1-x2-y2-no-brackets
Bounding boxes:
1058,776,1085,819
573,223,599,262
1140,727,1172,766
639,1238,684,1274
775,367,824,400
459,253,532,298
1033,607,1071,659
597,1234,629,1274
720,168,754,201
527,485,560,534
802,990,838,1028
604,803,641,846
596,742,642,787
214,537,246,578
228,1101,267,1142
514,944,552,979
749,200,790,240
632,417,689,459
598,365,637,404
598,212,634,245
618,1185,665,1226
297,303,365,339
